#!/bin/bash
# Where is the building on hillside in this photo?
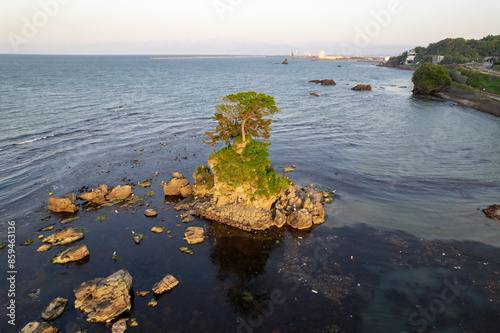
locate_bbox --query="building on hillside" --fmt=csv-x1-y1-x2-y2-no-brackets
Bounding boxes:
431,55,445,64
405,49,418,64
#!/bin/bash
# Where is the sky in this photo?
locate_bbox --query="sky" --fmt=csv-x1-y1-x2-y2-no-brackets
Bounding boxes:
0,0,498,55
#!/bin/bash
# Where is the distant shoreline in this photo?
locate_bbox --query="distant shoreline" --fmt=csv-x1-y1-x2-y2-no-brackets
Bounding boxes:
150,55,266,60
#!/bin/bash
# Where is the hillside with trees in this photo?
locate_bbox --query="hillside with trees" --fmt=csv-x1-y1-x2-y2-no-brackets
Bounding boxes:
385,35,500,67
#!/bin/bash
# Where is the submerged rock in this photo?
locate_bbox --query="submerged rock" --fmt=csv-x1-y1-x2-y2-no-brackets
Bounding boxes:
48,193,78,213
310,93,320,97
351,84,372,91
160,173,191,196
19,321,58,333
51,244,89,264
60,216,80,224
152,274,179,294
133,233,145,244
42,228,84,246
183,226,205,244
112,318,128,333
74,269,133,323
41,297,68,321
148,298,158,307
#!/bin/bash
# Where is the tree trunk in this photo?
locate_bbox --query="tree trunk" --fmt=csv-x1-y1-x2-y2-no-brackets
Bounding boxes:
241,119,246,142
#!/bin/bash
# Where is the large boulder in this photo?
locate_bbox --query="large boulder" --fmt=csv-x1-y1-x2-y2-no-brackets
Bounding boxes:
287,209,313,229
41,297,68,321
282,58,289,65
20,322,58,333
106,185,132,201
42,228,84,246
79,185,108,204
161,173,190,196
48,193,78,213
74,269,133,323
51,244,89,264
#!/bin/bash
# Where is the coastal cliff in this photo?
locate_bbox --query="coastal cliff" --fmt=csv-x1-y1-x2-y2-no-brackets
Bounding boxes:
440,85,500,117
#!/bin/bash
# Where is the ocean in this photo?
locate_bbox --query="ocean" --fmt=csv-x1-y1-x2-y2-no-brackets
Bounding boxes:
1,55,499,332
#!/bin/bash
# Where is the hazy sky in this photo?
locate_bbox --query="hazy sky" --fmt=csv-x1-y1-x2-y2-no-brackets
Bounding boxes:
0,0,498,55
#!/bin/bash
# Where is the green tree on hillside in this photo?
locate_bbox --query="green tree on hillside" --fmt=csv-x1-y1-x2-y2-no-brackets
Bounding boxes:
204,92,281,146
412,62,452,95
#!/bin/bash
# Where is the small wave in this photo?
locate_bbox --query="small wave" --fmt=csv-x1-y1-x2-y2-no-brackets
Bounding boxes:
15,135,54,145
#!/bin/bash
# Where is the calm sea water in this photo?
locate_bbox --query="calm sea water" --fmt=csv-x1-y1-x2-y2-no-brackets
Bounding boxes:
1,55,500,332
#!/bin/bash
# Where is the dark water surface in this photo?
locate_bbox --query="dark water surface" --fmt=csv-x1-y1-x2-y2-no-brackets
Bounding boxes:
0,55,499,332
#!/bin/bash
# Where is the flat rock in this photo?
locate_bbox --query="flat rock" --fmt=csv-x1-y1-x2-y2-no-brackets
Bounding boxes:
41,297,68,321
183,226,205,244
36,244,53,252
283,167,295,173
42,228,84,246
48,193,78,213
51,244,89,264
152,274,179,294
144,209,158,217
151,226,164,233
20,321,58,333
106,185,132,201
74,269,133,323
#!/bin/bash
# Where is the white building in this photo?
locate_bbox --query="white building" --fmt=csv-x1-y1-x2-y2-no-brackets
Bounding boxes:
318,50,326,58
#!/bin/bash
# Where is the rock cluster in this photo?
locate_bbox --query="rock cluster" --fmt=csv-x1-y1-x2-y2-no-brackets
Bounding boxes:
79,185,132,204
51,244,89,264
309,79,336,85
160,172,192,197
74,269,133,323
41,297,68,321
48,193,78,213
152,274,179,294
174,167,327,231
351,84,372,91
